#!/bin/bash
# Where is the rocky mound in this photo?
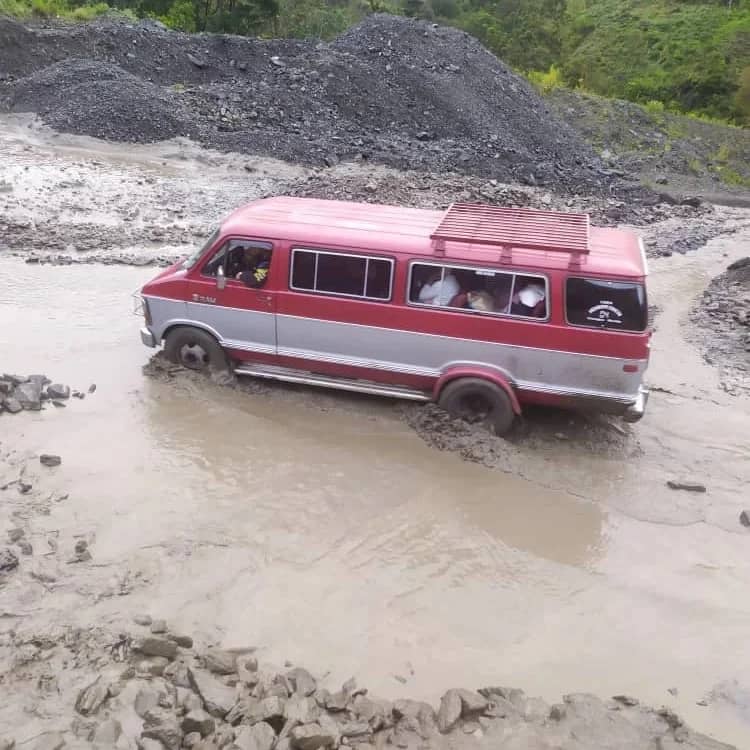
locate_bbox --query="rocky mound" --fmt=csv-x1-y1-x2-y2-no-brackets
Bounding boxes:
690,256,750,396
0,615,736,749
0,14,633,195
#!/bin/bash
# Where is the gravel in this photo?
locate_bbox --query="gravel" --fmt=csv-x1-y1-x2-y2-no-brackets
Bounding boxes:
0,14,640,196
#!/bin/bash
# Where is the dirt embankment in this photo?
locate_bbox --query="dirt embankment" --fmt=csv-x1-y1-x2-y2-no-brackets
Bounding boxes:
546,88,750,204
0,14,641,198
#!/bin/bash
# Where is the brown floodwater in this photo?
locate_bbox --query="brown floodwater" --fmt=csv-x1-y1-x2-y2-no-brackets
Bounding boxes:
1,119,750,746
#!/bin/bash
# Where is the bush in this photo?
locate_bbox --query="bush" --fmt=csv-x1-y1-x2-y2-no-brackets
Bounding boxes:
527,64,564,94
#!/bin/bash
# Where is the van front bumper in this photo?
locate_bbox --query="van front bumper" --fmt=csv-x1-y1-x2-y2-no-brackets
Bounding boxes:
140,327,157,348
623,386,649,422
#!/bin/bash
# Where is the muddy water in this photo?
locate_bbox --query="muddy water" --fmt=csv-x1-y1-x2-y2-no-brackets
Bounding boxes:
2,237,750,746
1,120,750,746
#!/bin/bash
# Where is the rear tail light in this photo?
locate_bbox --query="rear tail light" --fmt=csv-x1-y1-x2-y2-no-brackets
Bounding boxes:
623,364,639,373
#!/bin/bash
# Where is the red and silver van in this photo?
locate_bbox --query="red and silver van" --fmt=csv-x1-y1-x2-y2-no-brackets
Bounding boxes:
137,197,650,434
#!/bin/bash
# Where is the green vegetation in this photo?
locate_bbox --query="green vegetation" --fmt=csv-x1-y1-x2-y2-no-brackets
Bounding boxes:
1,0,749,124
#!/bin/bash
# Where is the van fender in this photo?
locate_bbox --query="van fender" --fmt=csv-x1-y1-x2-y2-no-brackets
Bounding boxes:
433,365,522,415
160,319,224,347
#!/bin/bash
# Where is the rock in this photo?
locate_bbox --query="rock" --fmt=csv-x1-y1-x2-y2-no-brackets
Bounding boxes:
74,540,88,555
0,547,19,572
225,696,260,725
140,656,170,676
3,397,23,413
290,723,336,750
18,540,33,555
187,53,206,68
14,381,42,410
247,695,286,727
351,695,392,731
93,718,123,744
33,734,65,750
135,685,162,717
168,633,194,648
88,383,97,393
189,668,237,718
135,614,153,626
136,636,178,660
178,687,204,714
203,648,237,675
142,707,183,750
183,733,201,749
46,384,70,400
284,696,321,725
7,528,23,543
666,480,706,493
287,667,316,697
151,619,168,633
455,689,489,716
164,661,192,688
0,379,12,394
234,722,276,750
740,510,750,528
75,676,110,716
181,709,215,737
437,689,462,733
137,740,165,750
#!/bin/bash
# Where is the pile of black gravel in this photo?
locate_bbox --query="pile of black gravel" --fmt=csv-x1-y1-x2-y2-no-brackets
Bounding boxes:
0,14,634,196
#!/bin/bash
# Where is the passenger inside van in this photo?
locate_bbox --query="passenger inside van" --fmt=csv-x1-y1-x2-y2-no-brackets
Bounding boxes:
510,280,546,317
416,268,461,306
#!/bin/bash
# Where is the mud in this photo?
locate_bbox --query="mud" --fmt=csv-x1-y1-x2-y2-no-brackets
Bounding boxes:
1,120,750,748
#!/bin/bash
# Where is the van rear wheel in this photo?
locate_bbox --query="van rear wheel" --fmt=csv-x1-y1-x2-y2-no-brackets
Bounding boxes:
164,326,229,373
438,377,516,436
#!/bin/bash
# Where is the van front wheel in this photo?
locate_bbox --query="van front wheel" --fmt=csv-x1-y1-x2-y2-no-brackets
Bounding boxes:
164,327,229,373
438,377,516,436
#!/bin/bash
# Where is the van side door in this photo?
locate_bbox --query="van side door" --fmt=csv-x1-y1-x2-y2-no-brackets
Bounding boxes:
187,237,278,358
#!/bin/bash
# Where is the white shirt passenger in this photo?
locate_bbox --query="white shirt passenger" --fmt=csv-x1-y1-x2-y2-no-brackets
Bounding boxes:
418,272,460,306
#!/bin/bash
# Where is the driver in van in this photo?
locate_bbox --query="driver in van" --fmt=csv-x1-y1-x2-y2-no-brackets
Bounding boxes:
234,246,271,288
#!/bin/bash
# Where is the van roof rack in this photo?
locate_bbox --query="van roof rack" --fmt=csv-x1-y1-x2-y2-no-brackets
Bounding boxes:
430,203,590,258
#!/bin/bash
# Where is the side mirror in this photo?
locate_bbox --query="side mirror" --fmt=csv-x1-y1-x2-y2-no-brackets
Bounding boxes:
216,266,227,291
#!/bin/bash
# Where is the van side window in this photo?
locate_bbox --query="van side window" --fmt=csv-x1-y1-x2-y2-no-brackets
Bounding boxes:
409,263,548,319
201,240,273,288
290,249,392,301
566,278,647,331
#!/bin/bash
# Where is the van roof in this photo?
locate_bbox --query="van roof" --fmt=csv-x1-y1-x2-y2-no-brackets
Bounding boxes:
220,197,647,278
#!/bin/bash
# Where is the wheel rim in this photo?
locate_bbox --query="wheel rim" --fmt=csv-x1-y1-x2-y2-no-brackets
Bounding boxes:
455,392,493,423
179,342,209,370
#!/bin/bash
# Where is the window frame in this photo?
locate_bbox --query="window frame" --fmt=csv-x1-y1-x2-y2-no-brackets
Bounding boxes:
288,247,395,302
198,238,274,281
182,228,221,270
564,275,648,334
406,260,551,323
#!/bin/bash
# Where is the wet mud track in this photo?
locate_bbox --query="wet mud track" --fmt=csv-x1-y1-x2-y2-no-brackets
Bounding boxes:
1,119,750,748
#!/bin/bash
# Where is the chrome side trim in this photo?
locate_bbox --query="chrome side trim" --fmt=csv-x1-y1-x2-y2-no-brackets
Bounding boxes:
234,364,430,402
221,339,277,356
514,380,636,406
275,345,437,378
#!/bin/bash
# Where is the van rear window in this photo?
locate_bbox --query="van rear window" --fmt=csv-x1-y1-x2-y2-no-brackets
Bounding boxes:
566,278,647,332
290,249,392,301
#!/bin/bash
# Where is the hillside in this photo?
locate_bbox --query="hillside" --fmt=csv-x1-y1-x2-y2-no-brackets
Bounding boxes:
1,0,748,124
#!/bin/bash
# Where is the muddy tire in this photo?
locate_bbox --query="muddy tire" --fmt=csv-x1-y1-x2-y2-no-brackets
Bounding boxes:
164,326,229,373
438,377,516,436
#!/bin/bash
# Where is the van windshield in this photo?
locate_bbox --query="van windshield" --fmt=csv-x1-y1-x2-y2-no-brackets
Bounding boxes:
182,228,220,270
566,277,648,332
